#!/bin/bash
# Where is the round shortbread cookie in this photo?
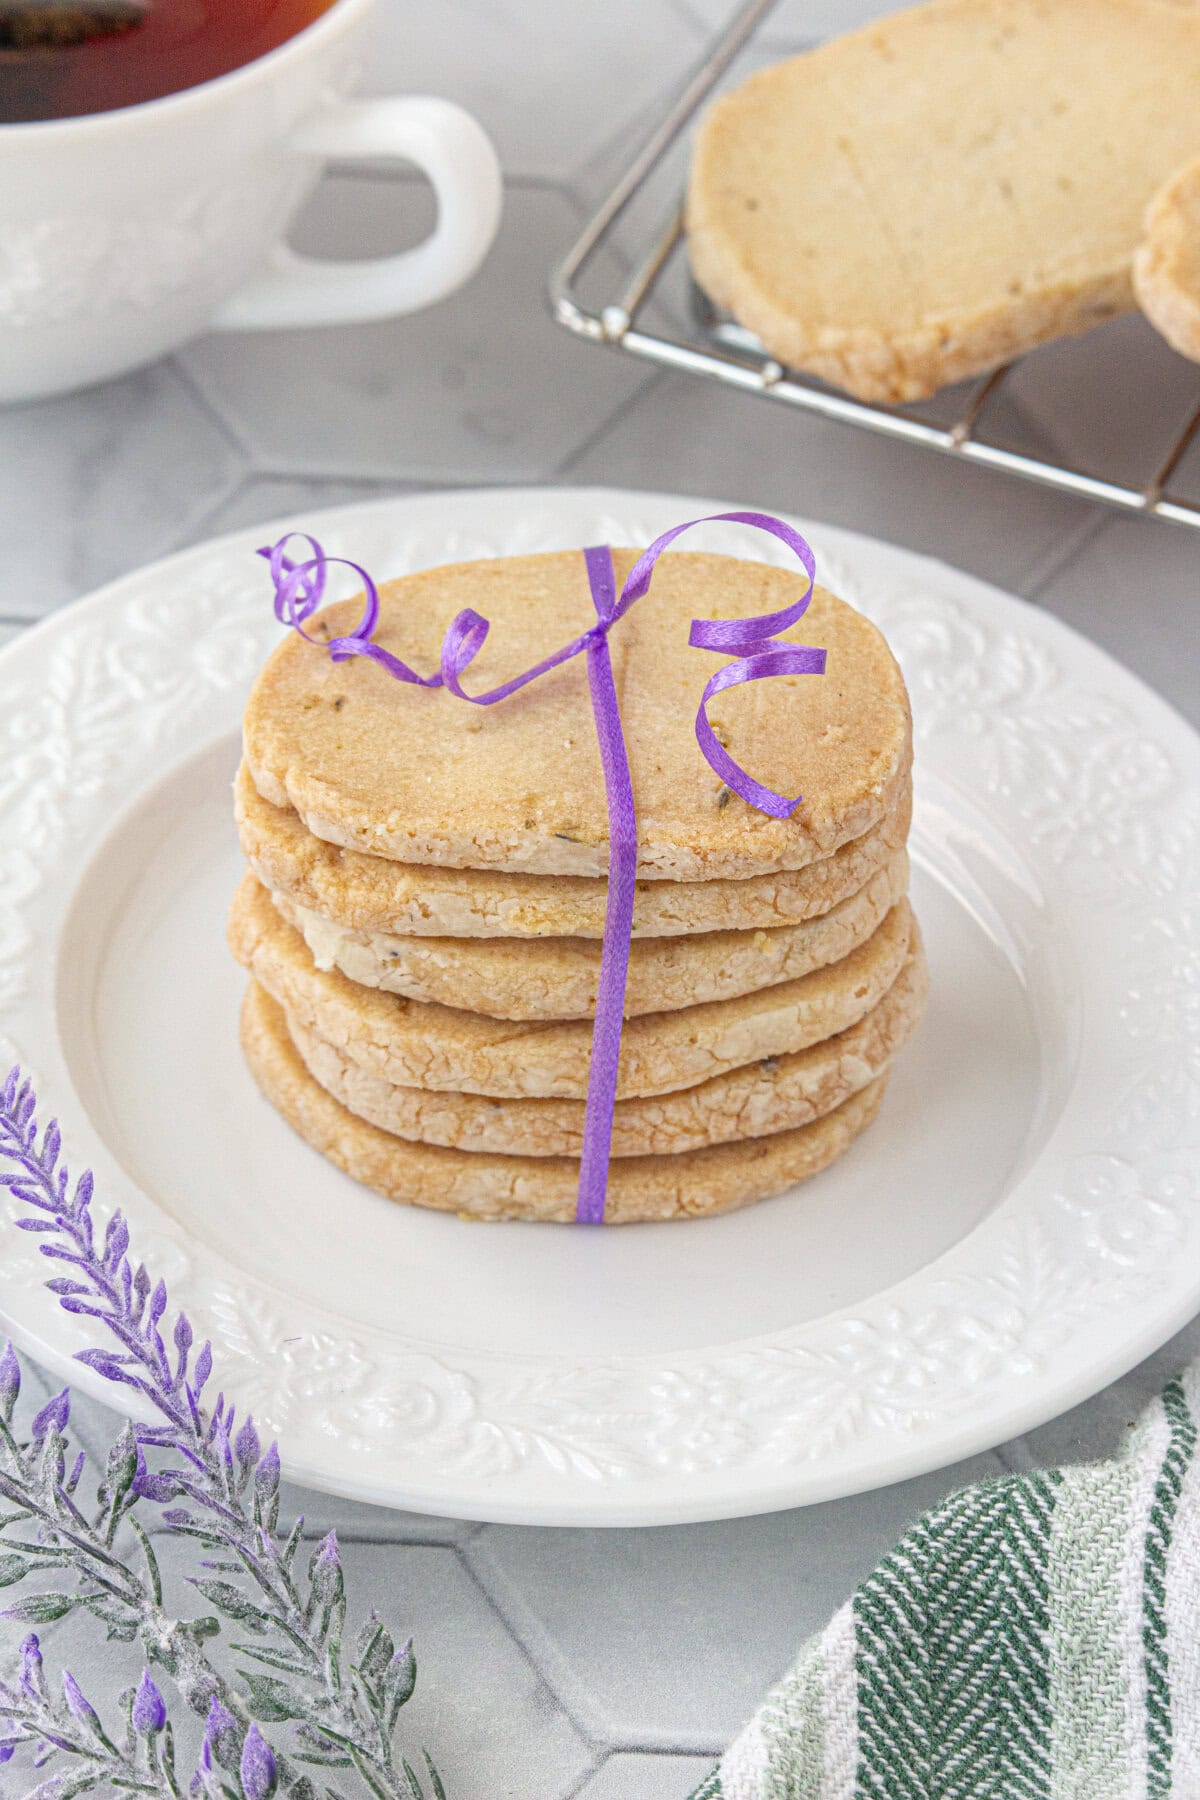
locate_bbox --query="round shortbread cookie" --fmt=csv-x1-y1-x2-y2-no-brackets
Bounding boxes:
235,762,913,940
273,849,908,1021
1135,156,1200,363
240,982,890,1224
243,549,911,881
278,926,926,1156
686,0,1200,403
227,872,913,1100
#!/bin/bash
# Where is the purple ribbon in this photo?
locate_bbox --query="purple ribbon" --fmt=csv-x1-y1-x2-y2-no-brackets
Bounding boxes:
260,512,826,1223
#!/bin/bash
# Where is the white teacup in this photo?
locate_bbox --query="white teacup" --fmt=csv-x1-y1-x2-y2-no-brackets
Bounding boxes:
0,0,502,403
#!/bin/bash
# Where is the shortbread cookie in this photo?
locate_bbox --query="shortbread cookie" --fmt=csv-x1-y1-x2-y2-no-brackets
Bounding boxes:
272,849,908,1021
278,927,926,1156
243,550,911,880
228,872,913,1099
1134,157,1200,361
687,0,1200,403
236,762,913,940
240,982,890,1224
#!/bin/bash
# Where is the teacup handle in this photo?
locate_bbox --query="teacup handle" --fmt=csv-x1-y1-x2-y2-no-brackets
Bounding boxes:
212,96,502,331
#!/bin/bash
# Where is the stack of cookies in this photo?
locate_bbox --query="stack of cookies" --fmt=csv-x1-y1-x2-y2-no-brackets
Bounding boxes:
229,547,926,1224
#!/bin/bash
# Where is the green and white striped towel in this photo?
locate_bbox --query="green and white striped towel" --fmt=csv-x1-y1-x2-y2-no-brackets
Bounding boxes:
690,1368,1200,1799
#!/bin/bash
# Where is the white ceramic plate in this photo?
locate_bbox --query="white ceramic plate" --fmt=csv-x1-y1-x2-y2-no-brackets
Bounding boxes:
1,487,1197,1527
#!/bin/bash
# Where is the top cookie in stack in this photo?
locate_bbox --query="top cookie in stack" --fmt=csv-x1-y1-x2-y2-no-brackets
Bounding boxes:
230,547,926,1223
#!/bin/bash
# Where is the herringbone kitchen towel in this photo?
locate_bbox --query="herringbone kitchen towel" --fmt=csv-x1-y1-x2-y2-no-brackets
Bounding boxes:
690,1366,1200,1799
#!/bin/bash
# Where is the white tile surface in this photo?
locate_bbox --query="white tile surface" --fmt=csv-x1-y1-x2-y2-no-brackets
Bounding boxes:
565,371,1100,589
181,181,654,485
324,1542,593,1800
181,473,417,551
0,364,244,620
996,315,1200,497
271,1483,479,1547
575,1751,717,1798
1034,513,1200,726
469,1450,1007,1747
357,0,703,184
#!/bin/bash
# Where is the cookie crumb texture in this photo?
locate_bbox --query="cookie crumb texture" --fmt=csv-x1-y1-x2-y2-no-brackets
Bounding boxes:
242,549,911,881
276,928,927,1159
686,0,1200,402
235,762,913,940
228,872,914,1101
1134,156,1200,362
240,980,892,1224
273,849,909,1020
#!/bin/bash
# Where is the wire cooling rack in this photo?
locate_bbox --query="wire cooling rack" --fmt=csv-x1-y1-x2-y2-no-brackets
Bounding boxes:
549,0,1200,530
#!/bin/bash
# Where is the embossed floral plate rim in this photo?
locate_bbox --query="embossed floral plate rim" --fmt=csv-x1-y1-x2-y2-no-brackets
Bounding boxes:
1,486,1198,1527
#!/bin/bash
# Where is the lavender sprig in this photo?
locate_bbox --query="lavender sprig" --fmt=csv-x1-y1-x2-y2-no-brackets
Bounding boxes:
0,1068,443,1800
0,1337,250,1758
0,1645,181,1798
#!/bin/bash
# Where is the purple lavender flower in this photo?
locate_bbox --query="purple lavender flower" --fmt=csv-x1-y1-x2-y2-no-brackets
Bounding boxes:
0,1067,434,1798
239,1723,278,1800
60,1671,98,1729
254,1442,280,1487
201,1696,239,1774
131,1467,186,1504
131,1671,166,1735
102,1213,130,1270
310,1529,343,1608
253,1442,280,1531
194,1738,220,1799
0,1339,19,1420
233,1415,261,1485
20,1635,44,1699
29,1388,69,1442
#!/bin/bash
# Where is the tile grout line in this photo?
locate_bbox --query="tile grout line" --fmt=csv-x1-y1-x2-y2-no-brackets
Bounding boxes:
231,470,422,492
993,1435,1039,1476
460,1539,729,1759
166,354,258,467
156,471,430,558
561,1742,724,1786
659,0,713,41
156,466,249,562
553,370,668,481
454,1542,610,1749
141,1522,474,1548
165,472,275,556
558,1753,606,1800
554,1747,609,1800
1022,507,1113,599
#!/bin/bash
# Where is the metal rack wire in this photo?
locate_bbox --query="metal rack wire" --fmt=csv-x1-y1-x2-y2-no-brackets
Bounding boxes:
549,0,1200,530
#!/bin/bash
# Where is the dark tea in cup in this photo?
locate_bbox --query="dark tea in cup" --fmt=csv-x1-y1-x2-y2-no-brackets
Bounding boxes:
0,0,336,122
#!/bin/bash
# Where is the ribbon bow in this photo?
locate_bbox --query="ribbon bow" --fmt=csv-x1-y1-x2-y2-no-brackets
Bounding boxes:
260,512,826,1223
